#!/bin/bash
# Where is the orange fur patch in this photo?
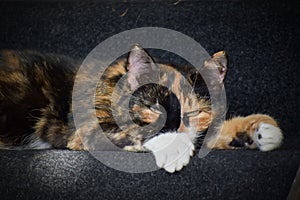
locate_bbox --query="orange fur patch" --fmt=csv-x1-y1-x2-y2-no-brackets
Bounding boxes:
207,114,279,149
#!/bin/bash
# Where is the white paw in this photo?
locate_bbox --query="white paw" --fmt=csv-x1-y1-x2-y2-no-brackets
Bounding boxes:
143,132,195,173
254,123,283,151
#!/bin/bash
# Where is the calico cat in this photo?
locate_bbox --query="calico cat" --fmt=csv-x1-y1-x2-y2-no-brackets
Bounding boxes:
0,45,283,173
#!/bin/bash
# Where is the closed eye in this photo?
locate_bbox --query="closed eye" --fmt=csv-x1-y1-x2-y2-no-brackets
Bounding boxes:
149,106,163,114
185,110,201,117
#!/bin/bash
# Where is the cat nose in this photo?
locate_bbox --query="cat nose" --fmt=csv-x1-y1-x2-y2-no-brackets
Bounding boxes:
160,92,181,133
160,110,180,132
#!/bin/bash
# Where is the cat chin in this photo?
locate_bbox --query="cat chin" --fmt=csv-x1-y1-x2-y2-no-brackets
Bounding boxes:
143,131,196,173
254,123,283,151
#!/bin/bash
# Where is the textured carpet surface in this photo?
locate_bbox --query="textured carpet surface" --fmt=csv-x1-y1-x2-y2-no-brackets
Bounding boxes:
0,149,299,200
0,0,299,199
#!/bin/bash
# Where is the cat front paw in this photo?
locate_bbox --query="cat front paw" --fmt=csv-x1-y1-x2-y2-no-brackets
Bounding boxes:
254,123,283,151
143,132,195,173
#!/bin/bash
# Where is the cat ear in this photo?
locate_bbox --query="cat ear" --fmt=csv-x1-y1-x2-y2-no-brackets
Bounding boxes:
204,51,228,83
127,44,157,90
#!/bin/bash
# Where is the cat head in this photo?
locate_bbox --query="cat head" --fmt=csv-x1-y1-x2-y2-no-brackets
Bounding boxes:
124,44,228,136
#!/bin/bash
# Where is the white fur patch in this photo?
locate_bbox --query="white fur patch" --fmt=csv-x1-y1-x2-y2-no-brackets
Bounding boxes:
23,134,52,149
143,131,196,173
254,123,283,151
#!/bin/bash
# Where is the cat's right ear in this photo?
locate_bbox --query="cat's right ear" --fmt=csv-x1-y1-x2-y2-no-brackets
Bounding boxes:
127,44,157,91
204,51,228,83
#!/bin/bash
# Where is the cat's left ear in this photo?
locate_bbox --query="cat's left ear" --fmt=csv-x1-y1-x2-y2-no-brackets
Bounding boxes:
127,44,158,90
204,51,228,83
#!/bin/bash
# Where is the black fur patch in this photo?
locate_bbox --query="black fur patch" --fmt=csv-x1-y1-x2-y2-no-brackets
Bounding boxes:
229,132,253,147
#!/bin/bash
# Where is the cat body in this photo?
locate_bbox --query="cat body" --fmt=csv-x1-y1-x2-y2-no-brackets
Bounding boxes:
0,45,283,172
0,50,77,148
0,45,223,148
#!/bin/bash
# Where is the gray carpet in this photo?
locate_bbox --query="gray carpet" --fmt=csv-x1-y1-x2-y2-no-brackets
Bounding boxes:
0,149,299,200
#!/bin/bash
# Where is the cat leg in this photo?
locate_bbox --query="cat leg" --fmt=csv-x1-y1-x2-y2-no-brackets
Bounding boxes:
123,141,144,152
206,114,283,151
19,134,52,149
34,106,83,149
66,131,84,150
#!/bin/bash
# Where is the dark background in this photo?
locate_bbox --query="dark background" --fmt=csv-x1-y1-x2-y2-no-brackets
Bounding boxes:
0,1,299,199
0,0,299,139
